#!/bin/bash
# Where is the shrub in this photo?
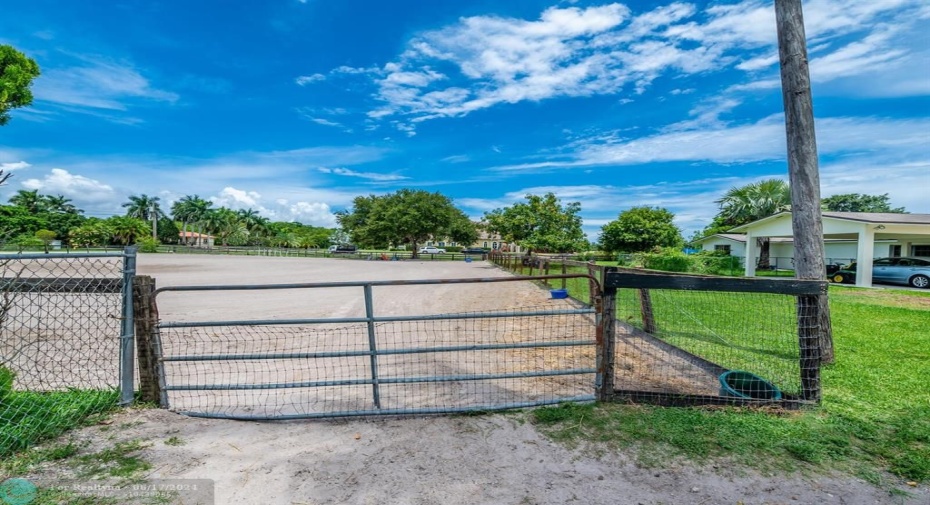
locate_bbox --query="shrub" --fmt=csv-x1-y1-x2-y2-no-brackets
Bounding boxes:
136,237,160,253
691,250,742,276
640,247,692,272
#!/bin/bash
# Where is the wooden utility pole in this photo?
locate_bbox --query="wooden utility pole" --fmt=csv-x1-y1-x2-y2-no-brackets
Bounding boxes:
151,202,159,241
775,0,834,364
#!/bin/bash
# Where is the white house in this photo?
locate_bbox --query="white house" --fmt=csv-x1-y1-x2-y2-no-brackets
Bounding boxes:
694,233,896,267
724,212,930,287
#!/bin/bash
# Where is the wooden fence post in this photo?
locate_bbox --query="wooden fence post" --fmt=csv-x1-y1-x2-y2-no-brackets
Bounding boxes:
132,275,162,405
561,263,567,290
638,288,657,333
596,267,618,402
798,294,822,402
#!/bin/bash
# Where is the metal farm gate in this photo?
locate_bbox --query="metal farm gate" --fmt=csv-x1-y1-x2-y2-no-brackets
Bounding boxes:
145,275,605,420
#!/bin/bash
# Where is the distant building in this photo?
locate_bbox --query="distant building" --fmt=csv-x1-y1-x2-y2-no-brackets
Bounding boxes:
426,230,523,253
179,231,214,248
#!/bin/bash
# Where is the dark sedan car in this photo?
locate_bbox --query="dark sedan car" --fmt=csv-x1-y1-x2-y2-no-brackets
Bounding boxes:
831,257,930,288
461,248,488,255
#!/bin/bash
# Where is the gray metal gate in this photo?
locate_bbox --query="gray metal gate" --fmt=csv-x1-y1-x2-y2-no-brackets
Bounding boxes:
151,275,601,419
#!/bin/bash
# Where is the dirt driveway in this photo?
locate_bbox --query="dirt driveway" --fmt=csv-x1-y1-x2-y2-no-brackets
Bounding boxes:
18,254,928,504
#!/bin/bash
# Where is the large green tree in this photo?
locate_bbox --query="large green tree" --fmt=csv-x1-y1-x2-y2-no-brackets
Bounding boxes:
1,191,86,243
714,179,790,269
0,44,41,126
483,192,586,255
69,220,112,248
821,193,906,213
337,189,476,258
600,206,683,253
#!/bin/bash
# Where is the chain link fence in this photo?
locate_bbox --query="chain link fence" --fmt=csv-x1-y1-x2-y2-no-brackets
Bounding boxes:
0,252,132,457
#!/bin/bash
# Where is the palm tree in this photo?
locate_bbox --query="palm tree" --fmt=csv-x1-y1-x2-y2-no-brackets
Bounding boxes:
204,208,244,246
9,189,43,213
123,194,164,241
43,194,80,214
715,179,790,269
123,194,164,221
236,208,270,244
171,195,198,245
188,197,214,245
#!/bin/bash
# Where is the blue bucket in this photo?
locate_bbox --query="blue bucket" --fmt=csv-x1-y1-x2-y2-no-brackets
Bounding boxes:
465,257,473,263
719,370,782,400
550,289,568,299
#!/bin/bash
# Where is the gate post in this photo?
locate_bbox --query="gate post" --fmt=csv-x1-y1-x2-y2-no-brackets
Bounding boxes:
363,284,382,409
119,246,138,405
133,275,164,406
596,267,617,402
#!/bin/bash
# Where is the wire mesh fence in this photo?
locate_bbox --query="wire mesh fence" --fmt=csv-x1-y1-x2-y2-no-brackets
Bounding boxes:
489,253,599,305
150,279,598,420
605,270,825,406
0,252,129,456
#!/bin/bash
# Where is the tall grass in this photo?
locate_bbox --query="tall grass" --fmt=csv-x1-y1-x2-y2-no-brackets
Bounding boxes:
0,388,119,457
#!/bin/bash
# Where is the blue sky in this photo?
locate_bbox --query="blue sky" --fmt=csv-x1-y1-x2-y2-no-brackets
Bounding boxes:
1,0,928,238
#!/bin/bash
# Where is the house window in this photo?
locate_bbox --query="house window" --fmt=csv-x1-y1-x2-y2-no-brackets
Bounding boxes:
427,241,433,246
492,242,498,250
483,241,488,248
438,242,445,247
890,245,902,257
913,245,930,257
714,244,732,254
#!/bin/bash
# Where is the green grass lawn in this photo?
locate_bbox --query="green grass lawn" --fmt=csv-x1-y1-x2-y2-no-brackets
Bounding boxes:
0,389,119,457
534,285,930,484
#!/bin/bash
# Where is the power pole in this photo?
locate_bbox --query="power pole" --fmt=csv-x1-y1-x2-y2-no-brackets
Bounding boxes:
151,203,158,241
775,0,834,363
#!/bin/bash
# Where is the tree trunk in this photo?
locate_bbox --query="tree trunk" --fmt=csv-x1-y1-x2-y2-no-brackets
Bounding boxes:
758,237,771,269
775,0,834,363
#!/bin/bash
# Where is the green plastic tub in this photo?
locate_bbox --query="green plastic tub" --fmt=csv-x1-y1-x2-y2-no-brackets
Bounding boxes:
719,370,782,400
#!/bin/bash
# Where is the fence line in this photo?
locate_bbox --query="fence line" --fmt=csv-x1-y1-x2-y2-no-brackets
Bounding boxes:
0,250,134,456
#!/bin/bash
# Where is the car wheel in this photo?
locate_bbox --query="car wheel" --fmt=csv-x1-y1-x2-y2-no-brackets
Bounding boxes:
832,273,846,283
910,275,930,289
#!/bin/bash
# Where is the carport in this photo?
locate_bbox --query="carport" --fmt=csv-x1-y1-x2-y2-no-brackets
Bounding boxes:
730,212,930,287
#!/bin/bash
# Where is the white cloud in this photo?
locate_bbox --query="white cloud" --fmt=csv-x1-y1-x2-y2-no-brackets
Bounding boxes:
33,56,178,112
496,115,930,170
295,74,326,85
211,187,262,208
286,201,337,226
207,186,337,227
441,154,471,163
317,167,408,182
0,161,31,172
21,168,115,203
344,0,926,129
